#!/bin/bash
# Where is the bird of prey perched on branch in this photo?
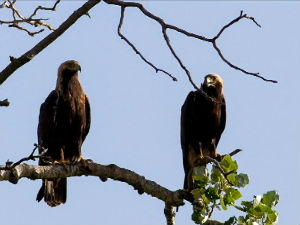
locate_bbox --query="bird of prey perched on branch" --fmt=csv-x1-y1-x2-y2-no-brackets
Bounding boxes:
180,74,226,190
36,60,91,207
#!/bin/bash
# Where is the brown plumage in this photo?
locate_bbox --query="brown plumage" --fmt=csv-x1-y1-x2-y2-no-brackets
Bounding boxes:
180,74,226,190
36,60,91,207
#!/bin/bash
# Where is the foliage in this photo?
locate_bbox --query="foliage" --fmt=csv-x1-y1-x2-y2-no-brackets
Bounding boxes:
191,155,279,225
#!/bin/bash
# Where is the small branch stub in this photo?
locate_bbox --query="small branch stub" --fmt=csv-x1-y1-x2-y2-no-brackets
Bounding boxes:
0,99,10,107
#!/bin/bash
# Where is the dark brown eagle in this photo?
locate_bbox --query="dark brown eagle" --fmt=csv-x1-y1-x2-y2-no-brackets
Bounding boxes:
180,74,226,190
36,60,91,207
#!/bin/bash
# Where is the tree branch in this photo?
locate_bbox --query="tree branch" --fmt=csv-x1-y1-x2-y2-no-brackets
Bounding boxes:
118,6,177,82
0,98,10,106
0,0,101,85
0,160,185,206
164,203,176,225
0,0,277,88
0,146,243,224
0,0,60,36
104,0,277,85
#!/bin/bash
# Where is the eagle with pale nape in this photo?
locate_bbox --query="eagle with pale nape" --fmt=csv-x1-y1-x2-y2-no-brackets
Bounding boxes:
180,74,226,191
36,60,91,207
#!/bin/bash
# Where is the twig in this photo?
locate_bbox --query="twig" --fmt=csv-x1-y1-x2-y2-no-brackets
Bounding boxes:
0,98,9,106
9,23,44,36
118,7,177,82
104,0,277,85
228,149,242,157
0,0,59,35
29,0,60,19
162,27,198,90
204,148,243,186
208,201,216,219
0,144,46,170
0,0,101,85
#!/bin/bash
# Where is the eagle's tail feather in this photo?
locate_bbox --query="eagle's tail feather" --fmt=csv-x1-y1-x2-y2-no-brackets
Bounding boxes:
36,178,67,207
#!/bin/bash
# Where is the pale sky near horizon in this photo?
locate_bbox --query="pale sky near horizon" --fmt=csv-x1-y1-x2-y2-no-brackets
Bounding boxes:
0,1,299,225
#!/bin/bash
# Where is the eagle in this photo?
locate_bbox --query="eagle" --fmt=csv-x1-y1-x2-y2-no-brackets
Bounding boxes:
180,74,226,190
36,60,91,207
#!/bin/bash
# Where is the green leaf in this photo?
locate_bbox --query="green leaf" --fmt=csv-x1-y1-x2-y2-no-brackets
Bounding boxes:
262,190,279,207
193,166,209,187
237,216,246,225
267,210,278,223
191,188,205,199
236,173,249,187
227,173,237,184
221,155,238,173
205,186,219,201
191,211,208,224
227,173,249,188
241,200,252,211
224,216,237,225
211,165,223,183
256,202,272,213
220,195,228,210
224,188,242,205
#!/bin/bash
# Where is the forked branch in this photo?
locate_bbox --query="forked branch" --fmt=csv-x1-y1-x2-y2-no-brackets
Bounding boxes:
105,0,277,85
0,0,60,36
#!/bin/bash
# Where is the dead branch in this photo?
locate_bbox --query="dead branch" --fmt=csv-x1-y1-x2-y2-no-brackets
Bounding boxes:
0,0,101,85
104,0,277,85
0,98,9,106
0,0,60,36
0,1,277,89
118,7,177,82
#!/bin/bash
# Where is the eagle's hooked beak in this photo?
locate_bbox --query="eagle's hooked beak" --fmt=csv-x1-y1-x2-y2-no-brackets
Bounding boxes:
78,65,81,73
205,76,215,87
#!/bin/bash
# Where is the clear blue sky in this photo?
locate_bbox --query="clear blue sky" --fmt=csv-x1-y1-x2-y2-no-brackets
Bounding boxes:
0,1,299,225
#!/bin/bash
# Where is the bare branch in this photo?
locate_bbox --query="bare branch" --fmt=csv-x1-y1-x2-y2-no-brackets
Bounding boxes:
213,10,261,40
8,23,44,36
118,7,177,82
29,0,61,19
162,28,199,90
0,0,59,35
0,98,9,107
212,41,277,83
0,160,185,206
228,148,242,157
104,0,277,85
0,0,101,85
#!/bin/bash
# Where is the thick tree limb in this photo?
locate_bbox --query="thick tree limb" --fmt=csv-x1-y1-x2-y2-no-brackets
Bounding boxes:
0,160,228,224
0,147,241,224
0,161,185,206
164,203,176,225
0,0,101,85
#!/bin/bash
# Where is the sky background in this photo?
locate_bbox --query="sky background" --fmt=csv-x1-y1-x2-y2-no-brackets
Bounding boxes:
0,1,299,225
